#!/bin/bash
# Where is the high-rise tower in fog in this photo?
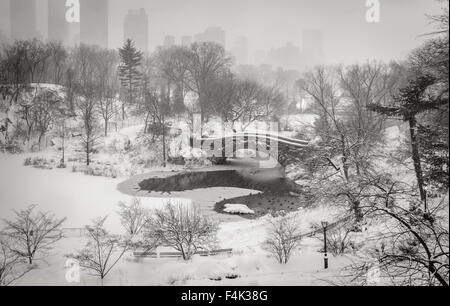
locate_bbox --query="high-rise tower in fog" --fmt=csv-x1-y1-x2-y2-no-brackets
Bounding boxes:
0,0,9,43
231,36,249,65
80,0,109,48
10,0,38,40
181,36,192,47
194,27,226,48
163,35,175,47
302,29,324,66
124,8,148,53
48,0,70,44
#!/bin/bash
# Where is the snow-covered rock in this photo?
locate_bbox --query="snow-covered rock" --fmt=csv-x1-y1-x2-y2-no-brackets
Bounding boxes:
223,204,255,215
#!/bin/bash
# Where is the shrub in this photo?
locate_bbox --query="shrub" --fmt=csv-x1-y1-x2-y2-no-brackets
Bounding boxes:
144,202,219,260
70,217,130,280
3,205,66,265
117,198,149,237
56,162,67,169
23,157,54,170
323,222,355,256
0,139,23,154
264,211,302,264
23,157,32,166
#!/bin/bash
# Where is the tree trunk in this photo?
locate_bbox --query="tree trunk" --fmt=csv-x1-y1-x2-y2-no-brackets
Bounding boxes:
86,139,90,166
38,133,44,151
353,200,363,224
162,122,166,168
408,117,427,210
341,135,349,181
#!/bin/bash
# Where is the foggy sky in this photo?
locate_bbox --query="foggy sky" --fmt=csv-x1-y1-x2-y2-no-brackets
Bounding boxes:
0,0,445,65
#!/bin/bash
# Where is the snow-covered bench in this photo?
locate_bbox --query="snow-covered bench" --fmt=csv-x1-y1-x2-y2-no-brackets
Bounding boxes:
133,248,233,258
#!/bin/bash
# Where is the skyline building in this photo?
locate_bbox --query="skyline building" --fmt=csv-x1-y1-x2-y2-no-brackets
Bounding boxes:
181,35,192,47
124,8,149,53
48,0,70,44
194,27,226,48
80,0,109,48
302,29,324,66
10,0,38,40
163,35,175,47
231,36,249,65
267,42,303,71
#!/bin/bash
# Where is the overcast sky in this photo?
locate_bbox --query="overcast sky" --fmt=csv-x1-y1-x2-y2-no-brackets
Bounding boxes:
0,0,445,64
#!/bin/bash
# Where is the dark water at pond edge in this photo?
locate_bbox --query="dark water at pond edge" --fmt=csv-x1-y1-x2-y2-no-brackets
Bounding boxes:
138,169,299,195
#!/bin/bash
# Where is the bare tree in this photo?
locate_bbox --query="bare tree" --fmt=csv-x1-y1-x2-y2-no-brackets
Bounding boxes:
0,41,30,106
22,39,50,84
298,64,400,224
32,88,61,149
46,40,68,85
141,90,170,166
144,202,218,260
95,49,119,136
184,42,233,125
72,45,101,166
3,205,66,265
117,198,149,237
0,235,32,286
264,211,302,264
16,99,35,144
71,217,130,281
78,95,99,166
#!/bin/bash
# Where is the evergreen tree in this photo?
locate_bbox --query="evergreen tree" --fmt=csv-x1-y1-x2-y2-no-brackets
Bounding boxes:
369,74,446,210
118,39,143,121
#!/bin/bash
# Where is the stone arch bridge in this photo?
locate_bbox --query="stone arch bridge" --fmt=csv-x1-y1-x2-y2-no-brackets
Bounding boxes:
192,131,310,168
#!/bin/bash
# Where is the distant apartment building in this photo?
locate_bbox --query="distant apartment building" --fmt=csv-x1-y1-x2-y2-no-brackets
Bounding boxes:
80,0,109,48
302,29,324,66
0,0,10,41
194,27,226,48
48,0,70,44
10,0,38,40
163,35,175,47
267,42,303,71
124,8,149,53
181,35,192,47
231,36,249,65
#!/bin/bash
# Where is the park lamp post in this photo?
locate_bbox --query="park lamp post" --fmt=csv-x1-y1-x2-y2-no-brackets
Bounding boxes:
321,221,329,269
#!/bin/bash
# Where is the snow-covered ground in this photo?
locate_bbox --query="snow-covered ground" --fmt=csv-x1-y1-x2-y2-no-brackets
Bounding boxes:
0,133,348,286
0,153,180,232
11,236,351,286
0,119,396,286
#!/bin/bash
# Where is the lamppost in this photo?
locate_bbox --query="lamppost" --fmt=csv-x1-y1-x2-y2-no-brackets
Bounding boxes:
321,221,329,269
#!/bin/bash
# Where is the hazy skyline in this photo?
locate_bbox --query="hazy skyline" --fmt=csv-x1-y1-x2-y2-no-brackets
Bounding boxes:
0,0,445,65
107,0,443,64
